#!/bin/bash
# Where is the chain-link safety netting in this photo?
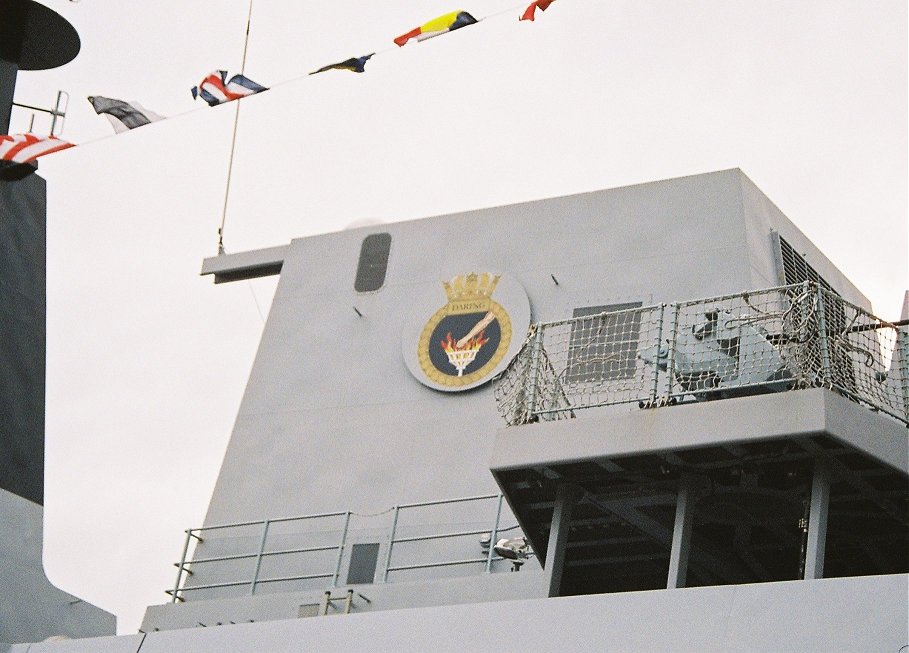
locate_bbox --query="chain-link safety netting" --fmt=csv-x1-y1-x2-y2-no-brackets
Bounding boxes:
494,283,908,426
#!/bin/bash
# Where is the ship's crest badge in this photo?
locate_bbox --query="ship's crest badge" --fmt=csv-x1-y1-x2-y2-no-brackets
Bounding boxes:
417,273,511,389
403,270,529,392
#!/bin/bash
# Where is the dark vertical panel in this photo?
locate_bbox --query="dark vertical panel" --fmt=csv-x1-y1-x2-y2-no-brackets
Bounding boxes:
346,542,380,584
354,233,391,293
0,172,46,504
0,59,18,135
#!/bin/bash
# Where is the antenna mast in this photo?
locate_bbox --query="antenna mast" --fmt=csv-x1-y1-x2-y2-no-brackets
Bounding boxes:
217,0,255,255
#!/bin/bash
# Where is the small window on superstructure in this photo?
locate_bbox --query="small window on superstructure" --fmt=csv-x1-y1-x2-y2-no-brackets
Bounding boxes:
566,303,643,384
355,233,391,292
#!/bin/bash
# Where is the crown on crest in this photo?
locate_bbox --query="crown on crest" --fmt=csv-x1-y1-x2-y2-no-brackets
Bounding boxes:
443,272,500,302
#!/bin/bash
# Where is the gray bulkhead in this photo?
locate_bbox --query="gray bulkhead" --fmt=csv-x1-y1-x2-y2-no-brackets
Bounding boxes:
183,169,872,604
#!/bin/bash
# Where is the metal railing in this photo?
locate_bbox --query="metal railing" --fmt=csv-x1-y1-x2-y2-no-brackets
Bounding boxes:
495,283,909,426
167,510,351,602
168,493,518,602
382,494,506,581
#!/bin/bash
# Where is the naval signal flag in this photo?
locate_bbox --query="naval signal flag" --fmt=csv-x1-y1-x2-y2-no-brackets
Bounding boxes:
520,0,556,21
394,10,478,46
0,134,74,163
87,96,164,133
309,53,375,75
191,70,268,107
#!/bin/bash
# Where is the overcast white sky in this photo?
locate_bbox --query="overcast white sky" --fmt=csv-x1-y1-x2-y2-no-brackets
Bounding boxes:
10,0,907,634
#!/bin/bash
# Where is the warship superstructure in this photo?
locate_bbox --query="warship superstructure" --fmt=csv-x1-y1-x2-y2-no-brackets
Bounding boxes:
139,168,907,651
1,3,907,652
5,165,907,650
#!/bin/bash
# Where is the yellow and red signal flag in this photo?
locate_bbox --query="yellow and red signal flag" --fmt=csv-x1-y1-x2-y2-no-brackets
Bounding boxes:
394,10,478,47
520,0,556,21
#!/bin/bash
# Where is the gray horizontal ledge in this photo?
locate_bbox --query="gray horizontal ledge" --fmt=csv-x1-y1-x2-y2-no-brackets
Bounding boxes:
201,245,289,284
490,388,908,475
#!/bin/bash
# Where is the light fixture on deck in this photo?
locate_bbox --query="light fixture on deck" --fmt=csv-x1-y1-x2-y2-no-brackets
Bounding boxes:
493,536,533,571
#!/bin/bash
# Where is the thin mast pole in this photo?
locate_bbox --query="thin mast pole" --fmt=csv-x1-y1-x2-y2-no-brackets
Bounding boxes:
217,0,254,255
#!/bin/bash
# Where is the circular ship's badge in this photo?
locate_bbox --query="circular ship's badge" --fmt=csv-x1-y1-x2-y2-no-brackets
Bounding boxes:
405,272,530,391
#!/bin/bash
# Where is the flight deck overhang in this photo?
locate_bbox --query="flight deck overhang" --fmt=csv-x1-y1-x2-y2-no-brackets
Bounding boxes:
491,389,908,594
490,388,907,475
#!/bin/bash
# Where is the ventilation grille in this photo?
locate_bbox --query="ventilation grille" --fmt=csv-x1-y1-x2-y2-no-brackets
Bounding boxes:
778,235,836,293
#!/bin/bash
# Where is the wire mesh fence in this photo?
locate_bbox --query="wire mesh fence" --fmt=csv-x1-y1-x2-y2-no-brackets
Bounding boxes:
494,305,665,421
495,283,908,426
818,288,907,421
